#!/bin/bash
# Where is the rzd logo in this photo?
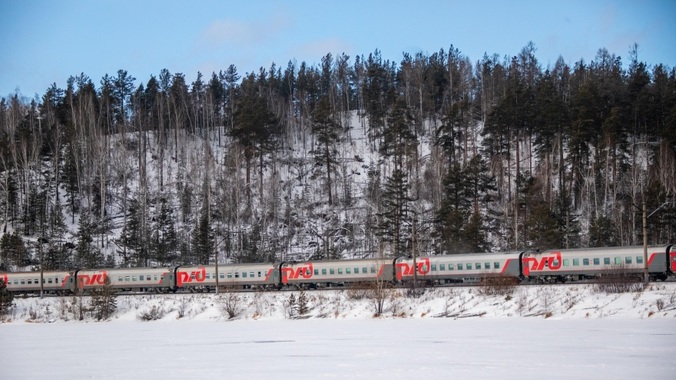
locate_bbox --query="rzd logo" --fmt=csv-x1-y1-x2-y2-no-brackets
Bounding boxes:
395,258,431,280
523,252,562,276
177,267,207,287
1,273,7,286
281,263,314,283
78,271,108,288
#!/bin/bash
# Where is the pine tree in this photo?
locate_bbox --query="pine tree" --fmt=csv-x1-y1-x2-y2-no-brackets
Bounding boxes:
151,197,178,265
117,200,149,266
75,212,103,268
378,169,413,257
231,73,279,207
191,206,213,264
310,95,341,205
0,231,29,267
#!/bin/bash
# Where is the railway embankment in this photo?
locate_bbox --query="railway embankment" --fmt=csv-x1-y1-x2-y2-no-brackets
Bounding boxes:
3,282,676,323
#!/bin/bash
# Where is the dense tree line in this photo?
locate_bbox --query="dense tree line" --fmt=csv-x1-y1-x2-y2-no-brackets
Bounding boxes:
0,42,674,270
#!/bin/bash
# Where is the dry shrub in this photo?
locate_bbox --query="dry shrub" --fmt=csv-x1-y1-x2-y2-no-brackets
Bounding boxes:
476,275,519,297
220,289,243,320
346,283,370,300
367,279,390,317
593,265,646,294
138,305,165,321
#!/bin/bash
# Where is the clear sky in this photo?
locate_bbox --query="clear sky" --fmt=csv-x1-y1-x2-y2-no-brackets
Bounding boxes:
1,0,674,99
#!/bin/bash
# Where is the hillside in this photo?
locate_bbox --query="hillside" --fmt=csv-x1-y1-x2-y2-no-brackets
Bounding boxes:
0,45,674,271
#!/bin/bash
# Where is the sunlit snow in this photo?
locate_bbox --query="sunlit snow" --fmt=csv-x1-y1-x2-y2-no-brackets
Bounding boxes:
2,284,675,379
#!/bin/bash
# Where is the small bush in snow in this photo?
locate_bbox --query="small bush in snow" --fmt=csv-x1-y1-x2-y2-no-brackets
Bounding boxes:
297,290,310,316
220,290,242,320
137,305,165,321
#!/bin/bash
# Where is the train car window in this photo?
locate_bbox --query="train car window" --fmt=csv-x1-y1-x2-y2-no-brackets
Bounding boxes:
140,275,145,281
552,260,559,267
494,262,500,269
440,264,446,271
322,269,327,275
220,273,225,279
27,279,32,285
206,273,211,279
346,268,351,274
338,268,343,275
48,278,53,284
330,269,335,275
583,259,589,266
20,280,25,285
484,263,490,270
593,258,600,265
132,276,137,281
563,259,569,266
370,266,375,274
636,256,643,264
118,276,123,282
603,258,610,265
362,267,367,274
354,267,359,274
457,264,463,270
227,273,232,279
449,263,454,270
242,272,248,278
573,259,579,266
614,257,622,265
235,272,239,278
125,276,130,282
431,264,437,271
314,269,319,275
625,257,632,264
154,275,158,281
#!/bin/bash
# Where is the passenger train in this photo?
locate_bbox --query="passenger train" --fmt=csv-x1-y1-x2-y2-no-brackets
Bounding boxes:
1,245,674,295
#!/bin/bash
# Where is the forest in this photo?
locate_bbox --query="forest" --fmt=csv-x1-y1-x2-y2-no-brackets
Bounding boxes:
0,42,674,271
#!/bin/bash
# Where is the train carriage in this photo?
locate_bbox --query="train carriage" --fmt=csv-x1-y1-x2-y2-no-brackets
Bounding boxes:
522,245,674,281
0,270,71,294
396,253,522,284
173,263,278,291
281,258,397,287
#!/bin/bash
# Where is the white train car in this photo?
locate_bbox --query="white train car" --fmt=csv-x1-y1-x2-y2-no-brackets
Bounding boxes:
396,253,523,284
173,263,278,291
522,245,675,281
281,258,397,287
1,270,71,294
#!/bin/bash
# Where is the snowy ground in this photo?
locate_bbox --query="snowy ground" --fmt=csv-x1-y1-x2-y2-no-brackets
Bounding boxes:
2,284,676,379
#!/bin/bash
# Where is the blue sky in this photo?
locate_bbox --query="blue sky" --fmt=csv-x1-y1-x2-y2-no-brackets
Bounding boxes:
1,0,674,98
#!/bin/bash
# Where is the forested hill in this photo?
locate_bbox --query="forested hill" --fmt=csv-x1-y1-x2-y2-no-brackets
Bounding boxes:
0,42,674,271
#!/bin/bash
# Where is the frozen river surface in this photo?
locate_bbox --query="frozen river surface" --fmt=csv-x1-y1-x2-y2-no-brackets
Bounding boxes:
2,318,674,379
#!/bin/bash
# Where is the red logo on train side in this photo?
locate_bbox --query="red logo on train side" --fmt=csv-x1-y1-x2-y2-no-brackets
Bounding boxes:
522,252,562,276
177,267,207,287
1,273,7,286
281,263,314,283
395,258,431,280
78,271,108,288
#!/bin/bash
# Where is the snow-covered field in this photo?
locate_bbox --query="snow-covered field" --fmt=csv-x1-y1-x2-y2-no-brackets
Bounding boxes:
2,284,676,379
